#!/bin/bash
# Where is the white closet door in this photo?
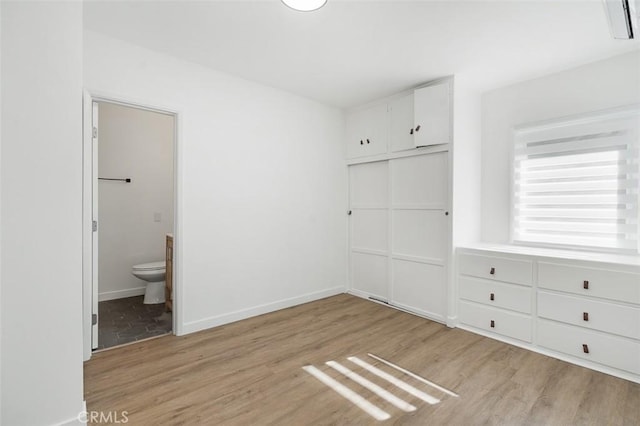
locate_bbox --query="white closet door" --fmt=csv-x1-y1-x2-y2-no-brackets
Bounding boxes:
390,152,448,320
349,161,389,299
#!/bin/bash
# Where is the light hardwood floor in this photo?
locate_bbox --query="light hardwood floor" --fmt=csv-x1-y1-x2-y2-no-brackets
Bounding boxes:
84,294,640,425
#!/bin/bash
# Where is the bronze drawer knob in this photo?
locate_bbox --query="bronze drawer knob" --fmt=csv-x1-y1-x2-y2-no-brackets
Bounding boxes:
582,344,589,354
490,320,495,328
490,267,495,275
583,280,589,289
490,293,495,301
583,312,589,321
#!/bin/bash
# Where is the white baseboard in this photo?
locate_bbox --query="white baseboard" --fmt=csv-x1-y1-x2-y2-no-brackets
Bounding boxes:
446,315,459,328
98,287,145,302
181,286,345,335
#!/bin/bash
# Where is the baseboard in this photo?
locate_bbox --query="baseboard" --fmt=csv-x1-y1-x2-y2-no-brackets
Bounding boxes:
446,315,459,328
456,323,640,385
181,286,345,335
98,287,145,302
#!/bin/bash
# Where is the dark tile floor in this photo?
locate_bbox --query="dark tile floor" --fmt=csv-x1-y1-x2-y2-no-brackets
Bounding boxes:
97,296,172,350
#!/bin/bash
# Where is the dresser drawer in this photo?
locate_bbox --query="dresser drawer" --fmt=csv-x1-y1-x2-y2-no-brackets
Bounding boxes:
458,253,533,286
538,319,640,375
538,262,640,304
538,291,640,340
459,301,532,342
459,276,532,314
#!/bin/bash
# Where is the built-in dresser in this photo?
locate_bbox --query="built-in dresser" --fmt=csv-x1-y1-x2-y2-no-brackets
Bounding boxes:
457,245,640,384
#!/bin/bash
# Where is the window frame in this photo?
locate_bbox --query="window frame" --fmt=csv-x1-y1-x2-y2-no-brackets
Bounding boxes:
510,105,640,255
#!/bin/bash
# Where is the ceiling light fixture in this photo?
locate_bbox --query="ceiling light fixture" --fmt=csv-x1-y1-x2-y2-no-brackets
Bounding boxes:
281,0,327,12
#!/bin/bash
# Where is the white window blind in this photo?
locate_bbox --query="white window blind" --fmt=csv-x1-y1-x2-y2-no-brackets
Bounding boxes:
513,107,639,253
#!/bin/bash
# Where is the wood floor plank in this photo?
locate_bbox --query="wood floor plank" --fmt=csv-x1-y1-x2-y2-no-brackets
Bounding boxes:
84,294,640,425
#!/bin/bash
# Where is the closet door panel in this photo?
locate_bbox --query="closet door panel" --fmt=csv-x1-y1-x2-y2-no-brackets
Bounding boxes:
352,210,387,252
349,161,389,299
392,259,446,318
391,152,447,206
392,210,446,261
390,152,448,321
350,161,388,207
352,252,388,299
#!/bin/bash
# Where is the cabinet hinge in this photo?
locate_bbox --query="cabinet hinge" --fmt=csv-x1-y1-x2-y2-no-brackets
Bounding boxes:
92,127,98,138
92,220,98,232
92,313,98,326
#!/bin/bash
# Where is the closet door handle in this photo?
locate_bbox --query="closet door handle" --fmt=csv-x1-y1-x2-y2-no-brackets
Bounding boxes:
366,139,370,144
415,125,421,132
583,344,589,354
360,140,363,145
583,280,589,289
490,267,495,275
490,293,495,301
583,312,589,321
410,128,414,135
490,320,495,328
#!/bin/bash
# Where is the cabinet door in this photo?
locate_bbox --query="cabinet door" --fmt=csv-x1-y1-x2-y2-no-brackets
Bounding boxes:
346,103,388,159
349,161,389,299
414,82,451,147
389,93,415,153
390,152,449,321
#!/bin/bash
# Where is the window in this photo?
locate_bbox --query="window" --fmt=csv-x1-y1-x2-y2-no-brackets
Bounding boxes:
513,107,639,254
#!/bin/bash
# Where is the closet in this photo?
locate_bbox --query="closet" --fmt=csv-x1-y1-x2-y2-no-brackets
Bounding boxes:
347,78,452,323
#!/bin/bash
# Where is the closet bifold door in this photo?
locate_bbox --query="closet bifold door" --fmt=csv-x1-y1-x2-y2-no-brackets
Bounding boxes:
389,152,448,321
349,161,389,300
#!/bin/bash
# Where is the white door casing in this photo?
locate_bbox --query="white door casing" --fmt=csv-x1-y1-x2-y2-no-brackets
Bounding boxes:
91,101,99,349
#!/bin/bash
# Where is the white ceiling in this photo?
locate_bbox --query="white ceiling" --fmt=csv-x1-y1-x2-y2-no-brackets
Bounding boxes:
84,0,640,108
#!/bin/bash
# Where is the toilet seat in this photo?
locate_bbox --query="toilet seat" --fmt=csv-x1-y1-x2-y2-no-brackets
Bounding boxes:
133,261,165,271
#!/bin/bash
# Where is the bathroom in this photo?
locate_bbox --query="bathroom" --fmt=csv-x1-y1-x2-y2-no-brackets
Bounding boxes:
96,101,175,350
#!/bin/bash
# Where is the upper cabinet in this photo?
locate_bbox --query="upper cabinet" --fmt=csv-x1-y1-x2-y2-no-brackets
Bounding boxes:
345,103,388,159
413,82,451,148
346,78,452,160
389,93,415,153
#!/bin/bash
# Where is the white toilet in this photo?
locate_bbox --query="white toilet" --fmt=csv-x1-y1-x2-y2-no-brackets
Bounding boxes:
132,261,166,304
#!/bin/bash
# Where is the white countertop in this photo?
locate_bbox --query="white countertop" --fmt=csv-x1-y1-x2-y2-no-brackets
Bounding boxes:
458,243,640,267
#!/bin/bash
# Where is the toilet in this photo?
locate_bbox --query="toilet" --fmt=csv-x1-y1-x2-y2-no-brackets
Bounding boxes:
132,261,166,304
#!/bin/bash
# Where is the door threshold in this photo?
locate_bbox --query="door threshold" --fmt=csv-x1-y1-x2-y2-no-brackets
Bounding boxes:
92,331,173,354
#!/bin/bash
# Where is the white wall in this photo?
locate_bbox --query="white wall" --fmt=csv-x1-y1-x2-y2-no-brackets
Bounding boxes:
1,2,84,425
84,31,347,334
98,102,174,301
481,51,640,243
448,74,483,324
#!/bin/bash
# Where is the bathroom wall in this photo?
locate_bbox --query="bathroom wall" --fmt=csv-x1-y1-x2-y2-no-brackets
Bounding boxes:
1,2,84,424
98,102,175,301
481,51,640,244
84,30,347,335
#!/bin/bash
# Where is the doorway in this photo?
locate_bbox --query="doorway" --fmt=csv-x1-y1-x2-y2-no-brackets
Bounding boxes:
83,95,179,358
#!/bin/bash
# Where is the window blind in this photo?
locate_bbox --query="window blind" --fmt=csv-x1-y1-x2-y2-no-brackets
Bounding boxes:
513,108,639,253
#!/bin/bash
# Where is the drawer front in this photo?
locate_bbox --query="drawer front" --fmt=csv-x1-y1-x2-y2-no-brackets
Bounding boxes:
538,291,640,340
458,253,533,286
538,262,640,304
459,301,532,342
538,319,640,375
459,276,532,314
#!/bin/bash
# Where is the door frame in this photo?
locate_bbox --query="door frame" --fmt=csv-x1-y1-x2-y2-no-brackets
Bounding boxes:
82,90,183,360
